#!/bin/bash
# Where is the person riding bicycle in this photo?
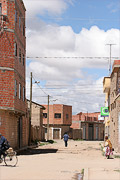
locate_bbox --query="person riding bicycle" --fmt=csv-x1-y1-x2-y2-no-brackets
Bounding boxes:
0,133,10,161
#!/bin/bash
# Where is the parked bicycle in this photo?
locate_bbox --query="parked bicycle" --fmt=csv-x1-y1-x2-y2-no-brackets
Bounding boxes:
0,147,18,167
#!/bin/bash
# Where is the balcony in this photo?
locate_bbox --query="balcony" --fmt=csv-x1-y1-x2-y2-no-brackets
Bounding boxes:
103,77,111,93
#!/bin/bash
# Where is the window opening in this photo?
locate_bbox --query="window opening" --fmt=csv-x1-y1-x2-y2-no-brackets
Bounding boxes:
54,113,61,118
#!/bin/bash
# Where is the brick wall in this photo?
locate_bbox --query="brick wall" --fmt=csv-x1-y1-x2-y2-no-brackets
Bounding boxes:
0,109,29,149
0,0,26,112
71,115,81,129
63,105,72,125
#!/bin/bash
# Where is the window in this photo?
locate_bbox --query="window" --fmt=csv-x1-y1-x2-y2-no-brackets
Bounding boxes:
23,25,25,36
23,54,24,66
15,80,17,96
114,101,116,108
14,42,17,56
111,104,112,111
66,114,69,119
94,117,97,121
19,16,21,29
43,113,47,118
0,3,2,15
23,87,25,101
15,10,17,23
19,83,21,99
19,49,21,62
54,113,61,118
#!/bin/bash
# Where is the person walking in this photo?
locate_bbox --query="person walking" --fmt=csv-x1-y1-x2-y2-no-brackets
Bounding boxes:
63,132,69,147
104,136,113,159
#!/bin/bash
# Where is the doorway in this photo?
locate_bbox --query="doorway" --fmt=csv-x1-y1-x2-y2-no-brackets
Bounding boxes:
53,129,60,139
89,124,94,140
18,117,22,148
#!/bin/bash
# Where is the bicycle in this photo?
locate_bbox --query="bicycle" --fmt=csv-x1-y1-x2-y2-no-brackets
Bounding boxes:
0,148,18,167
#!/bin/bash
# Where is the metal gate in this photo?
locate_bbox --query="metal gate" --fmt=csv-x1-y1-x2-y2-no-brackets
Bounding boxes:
96,126,99,140
89,124,94,140
83,125,86,139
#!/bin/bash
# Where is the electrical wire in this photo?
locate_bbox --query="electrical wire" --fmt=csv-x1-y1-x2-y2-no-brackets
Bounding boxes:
0,55,120,60
32,74,49,96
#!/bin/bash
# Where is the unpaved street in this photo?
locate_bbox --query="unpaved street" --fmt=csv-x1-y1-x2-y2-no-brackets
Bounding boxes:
0,140,120,180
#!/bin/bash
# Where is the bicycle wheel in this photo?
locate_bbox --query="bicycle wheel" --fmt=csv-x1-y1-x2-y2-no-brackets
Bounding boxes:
4,153,18,167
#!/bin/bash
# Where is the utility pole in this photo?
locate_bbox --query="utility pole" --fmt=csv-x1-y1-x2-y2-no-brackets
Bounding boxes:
29,72,32,145
47,95,50,140
106,44,116,76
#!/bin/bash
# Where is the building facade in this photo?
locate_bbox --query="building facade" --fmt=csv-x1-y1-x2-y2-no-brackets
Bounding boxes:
27,100,45,142
0,0,29,149
103,77,111,137
109,60,120,152
43,104,72,140
71,112,104,140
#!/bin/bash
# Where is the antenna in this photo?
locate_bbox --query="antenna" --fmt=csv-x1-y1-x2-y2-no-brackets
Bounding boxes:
106,44,116,76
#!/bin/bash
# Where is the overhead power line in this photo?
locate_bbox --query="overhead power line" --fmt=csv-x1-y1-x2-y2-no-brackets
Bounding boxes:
0,56,120,60
26,56,119,60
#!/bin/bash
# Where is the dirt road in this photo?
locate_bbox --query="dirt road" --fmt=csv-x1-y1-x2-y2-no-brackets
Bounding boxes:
0,140,120,180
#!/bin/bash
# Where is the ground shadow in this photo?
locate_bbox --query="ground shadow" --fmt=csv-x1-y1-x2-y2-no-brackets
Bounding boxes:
17,148,58,156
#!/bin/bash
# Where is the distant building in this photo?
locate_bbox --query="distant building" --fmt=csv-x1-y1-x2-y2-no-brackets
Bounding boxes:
43,104,72,140
27,100,45,142
71,112,104,140
103,77,111,137
0,0,29,149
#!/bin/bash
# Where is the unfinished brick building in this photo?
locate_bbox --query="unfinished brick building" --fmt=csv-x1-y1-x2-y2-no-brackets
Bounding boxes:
71,112,104,140
43,104,72,140
27,100,45,142
0,0,29,149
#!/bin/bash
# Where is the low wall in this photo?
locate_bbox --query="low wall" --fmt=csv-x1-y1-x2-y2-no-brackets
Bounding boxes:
31,126,45,142
72,129,83,140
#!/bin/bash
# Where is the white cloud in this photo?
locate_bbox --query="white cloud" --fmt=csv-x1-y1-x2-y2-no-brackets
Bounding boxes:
23,0,71,17
26,25,120,114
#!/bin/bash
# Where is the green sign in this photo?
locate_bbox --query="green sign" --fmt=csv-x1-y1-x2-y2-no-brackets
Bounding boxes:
101,107,109,117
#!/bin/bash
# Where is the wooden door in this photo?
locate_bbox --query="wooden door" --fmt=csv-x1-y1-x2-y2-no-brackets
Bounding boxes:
53,129,60,139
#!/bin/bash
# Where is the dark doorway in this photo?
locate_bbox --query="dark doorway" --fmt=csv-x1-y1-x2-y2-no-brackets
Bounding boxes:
18,117,22,148
89,124,94,140
53,129,60,139
83,125,86,140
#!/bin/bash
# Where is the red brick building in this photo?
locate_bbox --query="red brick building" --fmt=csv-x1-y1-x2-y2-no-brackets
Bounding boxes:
43,104,72,139
0,0,29,149
71,112,104,140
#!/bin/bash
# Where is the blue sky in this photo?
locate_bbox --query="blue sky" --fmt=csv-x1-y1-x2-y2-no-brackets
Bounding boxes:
38,0,120,33
24,0,120,114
